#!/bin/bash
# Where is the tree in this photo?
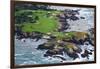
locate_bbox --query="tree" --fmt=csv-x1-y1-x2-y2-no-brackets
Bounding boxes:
15,11,38,24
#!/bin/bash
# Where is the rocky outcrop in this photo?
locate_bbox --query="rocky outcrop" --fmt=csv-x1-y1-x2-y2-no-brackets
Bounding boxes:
42,40,82,60
57,13,70,32
63,32,89,45
37,43,55,50
63,42,82,59
44,48,63,57
67,51,79,60
81,50,92,59
15,30,43,41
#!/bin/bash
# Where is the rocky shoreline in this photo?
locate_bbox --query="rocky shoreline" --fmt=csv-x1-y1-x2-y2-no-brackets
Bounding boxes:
15,27,94,61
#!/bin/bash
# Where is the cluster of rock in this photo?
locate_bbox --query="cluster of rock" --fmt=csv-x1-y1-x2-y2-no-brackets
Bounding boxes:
57,13,70,32
36,32,94,60
56,9,86,32
15,26,43,41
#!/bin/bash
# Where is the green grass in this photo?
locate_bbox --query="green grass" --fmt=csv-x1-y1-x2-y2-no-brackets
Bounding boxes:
15,10,76,40
18,10,59,33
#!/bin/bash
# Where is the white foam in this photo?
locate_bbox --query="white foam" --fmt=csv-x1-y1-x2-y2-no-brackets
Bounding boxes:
21,61,37,65
15,54,24,56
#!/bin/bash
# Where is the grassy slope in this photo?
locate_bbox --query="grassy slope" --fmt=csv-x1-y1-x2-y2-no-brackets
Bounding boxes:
15,10,65,39
21,10,59,33
15,10,77,39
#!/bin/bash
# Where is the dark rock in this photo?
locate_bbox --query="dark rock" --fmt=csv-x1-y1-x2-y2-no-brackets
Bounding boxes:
84,38,94,46
90,49,94,52
63,42,81,60
35,35,42,42
73,47,82,53
71,37,80,44
84,41,89,45
88,28,94,35
81,50,92,59
63,50,78,60
67,52,79,60
44,53,52,57
50,36,56,39
44,48,63,57
70,15,79,21
79,39,84,45
37,43,55,50
53,55,66,60
80,16,85,19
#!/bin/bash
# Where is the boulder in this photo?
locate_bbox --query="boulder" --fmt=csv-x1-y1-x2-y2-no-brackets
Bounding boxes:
37,43,55,50
84,38,94,46
63,42,82,59
67,52,79,60
70,15,79,21
44,48,64,57
80,16,85,19
64,48,79,60
65,42,82,53
81,50,92,59
69,32,89,45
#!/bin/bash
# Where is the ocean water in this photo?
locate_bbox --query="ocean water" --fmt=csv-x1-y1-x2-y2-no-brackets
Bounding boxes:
15,38,72,65
79,8,94,29
15,38,94,65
